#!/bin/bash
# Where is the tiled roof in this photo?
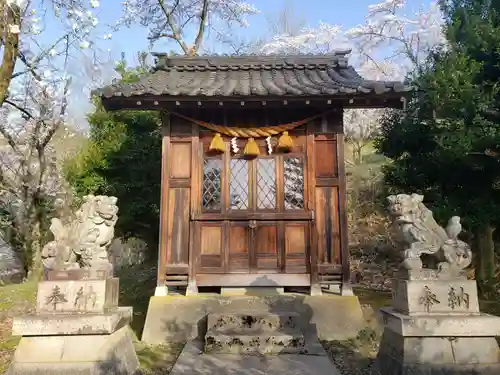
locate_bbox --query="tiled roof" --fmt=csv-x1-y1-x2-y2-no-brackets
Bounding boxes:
97,51,412,100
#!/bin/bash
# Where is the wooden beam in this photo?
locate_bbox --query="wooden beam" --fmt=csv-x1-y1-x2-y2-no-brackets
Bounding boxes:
100,93,409,111
196,273,311,287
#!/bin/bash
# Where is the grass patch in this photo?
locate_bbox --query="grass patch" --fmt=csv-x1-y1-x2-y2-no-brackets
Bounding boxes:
0,281,37,374
0,263,177,374
135,341,185,375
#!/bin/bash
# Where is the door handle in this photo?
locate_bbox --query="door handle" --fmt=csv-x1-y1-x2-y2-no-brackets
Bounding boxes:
248,220,257,229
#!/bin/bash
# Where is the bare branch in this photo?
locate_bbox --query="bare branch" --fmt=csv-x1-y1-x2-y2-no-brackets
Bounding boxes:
156,0,190,54
192,0,210,55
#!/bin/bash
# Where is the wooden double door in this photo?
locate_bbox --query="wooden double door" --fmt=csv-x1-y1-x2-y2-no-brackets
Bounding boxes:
193,135,313,281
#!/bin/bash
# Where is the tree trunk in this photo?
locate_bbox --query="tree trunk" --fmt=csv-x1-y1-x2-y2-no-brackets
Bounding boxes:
0,2,21,107
474,225,496,282
28,220,43,281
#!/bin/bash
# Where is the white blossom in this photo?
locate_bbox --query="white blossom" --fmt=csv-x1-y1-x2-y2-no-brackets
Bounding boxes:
116,0,259,54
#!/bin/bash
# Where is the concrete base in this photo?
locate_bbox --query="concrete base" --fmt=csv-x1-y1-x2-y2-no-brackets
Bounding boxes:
6,325,140,375
221,287,284,295
373,328,500,375
141,294,365,344
310,284,322,296
381,307,500,336
186,280,198,296
12,307,132,336
170,341,340,375
154,286,169,296
340,283,355,296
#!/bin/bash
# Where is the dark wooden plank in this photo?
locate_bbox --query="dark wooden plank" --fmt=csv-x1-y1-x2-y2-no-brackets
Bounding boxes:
315,186,341,265
315,177,340,187
317,264,342,274
284,223,308,273
255,223,279,271
167,188,190,264
169,179,190,188
228,223,250,272
157,111,170,287
310,110,343,134
170,115,193,136
315,140,338,178
196,273,311,287
165,265,189,274
198,223,223,272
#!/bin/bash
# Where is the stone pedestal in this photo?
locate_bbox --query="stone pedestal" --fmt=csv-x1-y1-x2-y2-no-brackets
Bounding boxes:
372,271,500,375
7,270,140,375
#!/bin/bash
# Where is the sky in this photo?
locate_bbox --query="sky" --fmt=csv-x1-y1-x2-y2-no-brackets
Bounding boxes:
29,0,436,129
98,0,434,63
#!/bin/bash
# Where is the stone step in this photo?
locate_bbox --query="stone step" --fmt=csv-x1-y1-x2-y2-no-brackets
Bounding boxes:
204,332,306,354
207,312,300,333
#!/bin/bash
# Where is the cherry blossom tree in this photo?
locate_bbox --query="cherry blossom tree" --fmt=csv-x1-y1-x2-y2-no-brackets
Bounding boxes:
116,0,259,55
260,0,445,160
0,0,103,276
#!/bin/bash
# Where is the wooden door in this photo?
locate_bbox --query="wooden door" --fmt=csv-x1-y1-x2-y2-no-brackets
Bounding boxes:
194,133,312,279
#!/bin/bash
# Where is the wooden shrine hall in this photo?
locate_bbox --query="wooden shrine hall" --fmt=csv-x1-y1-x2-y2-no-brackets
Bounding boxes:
98,51,410,297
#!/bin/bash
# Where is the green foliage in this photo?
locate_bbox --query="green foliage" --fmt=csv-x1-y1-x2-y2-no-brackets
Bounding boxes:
64,52,161,250
376,0,500,283
376,0,500,229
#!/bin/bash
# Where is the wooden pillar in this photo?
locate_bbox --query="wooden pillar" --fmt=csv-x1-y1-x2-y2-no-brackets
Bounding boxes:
306,120,320,295
311,109,346,294
336,129,353,295
156,111,170,290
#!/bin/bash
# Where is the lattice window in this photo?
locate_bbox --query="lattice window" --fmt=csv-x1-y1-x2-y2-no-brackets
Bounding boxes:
202,159,222,210
284,157,304,209
229,159,249,210
257,159,276,209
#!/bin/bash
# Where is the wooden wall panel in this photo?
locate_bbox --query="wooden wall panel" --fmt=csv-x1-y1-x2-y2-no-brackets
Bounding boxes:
255,224,279,271
169,143,191,179
315,140,338,178
315,187,341,265
284,223,308,273
199,224,223,271
166,188,190,265
228,224,249,272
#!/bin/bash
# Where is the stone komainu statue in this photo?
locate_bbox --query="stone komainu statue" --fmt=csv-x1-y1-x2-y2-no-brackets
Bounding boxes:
387,193,472,276
41,195,118,271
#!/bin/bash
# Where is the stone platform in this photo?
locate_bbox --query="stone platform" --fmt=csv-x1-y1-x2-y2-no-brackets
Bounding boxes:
7,273,139,375
7,325,140,375
205,313,305,354
141,293,365,345
372,275,500,375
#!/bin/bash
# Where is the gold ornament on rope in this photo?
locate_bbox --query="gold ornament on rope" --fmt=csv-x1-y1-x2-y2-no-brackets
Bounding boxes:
209,133,225,153
170,110,334,155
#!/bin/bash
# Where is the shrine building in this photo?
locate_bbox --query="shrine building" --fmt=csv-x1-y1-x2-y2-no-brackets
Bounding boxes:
97,51,410,297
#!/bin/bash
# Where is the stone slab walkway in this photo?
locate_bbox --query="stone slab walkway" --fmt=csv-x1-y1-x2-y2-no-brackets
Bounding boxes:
170,341,341,375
